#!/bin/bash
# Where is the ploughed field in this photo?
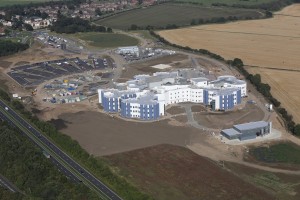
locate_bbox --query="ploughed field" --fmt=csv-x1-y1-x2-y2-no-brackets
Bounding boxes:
104,144,275,200
96,3,262,30
158,4,300,123
56,111,202,156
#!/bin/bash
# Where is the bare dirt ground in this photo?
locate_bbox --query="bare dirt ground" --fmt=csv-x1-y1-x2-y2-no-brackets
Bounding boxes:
172,115,188,124
105,144,274,200
119,54,189,81
191,104,207,112
194,103,265,129
0,42,83,72
57,111,204,156
158,4,300,123
165,106,185,115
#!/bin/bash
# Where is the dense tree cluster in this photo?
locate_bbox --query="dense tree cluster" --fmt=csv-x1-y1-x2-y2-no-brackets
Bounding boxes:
0,40,29,57
0,122,98,200
50,16,111,34
0,89,152,200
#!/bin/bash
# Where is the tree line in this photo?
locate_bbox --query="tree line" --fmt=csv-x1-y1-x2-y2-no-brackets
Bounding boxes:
0,40,29,57
0,122,99,200
128,14,263,31
149,31,300,136
50,15,112,34
0,89,153,200
230,59,300,135
211,0,300,11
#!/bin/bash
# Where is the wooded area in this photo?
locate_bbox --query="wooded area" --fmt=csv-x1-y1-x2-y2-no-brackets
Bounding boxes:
0,40,29,57
0,122,98,199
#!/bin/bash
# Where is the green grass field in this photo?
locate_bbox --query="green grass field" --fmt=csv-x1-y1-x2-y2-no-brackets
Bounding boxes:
74,32,139,48
0,0,61,7
249,142,300,164
174,0,278,6
96,4,262,30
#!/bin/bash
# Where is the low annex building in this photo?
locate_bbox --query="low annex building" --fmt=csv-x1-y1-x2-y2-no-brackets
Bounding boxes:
98,69,247,120
221,121,272,141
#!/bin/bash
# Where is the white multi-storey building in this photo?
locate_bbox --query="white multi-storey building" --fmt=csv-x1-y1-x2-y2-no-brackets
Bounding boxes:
98,69,246,120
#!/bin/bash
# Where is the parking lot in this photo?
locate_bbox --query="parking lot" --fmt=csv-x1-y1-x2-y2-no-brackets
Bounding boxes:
35,31,83,53
8,57,111,87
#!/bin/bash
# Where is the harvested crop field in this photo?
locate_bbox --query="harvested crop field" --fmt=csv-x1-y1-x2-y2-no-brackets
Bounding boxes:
246,67,300,123
104,144,274,200
57,111,203,156
159,4,300,122
96,4,262,30
194,103,265,129
191,104,207,112
159,4,300,70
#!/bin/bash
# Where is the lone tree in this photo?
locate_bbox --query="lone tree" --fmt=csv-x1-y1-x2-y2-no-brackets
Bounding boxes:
294,124,300,136
232,58,244,68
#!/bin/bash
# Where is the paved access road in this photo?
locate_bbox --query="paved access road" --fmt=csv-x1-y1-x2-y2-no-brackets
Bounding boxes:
0,100,122,200
0,174,20,193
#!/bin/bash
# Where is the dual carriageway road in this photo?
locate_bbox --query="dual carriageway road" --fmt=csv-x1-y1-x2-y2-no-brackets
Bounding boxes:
0,99,122,200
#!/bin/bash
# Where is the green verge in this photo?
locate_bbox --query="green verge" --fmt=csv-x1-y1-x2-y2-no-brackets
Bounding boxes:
74,32,139,48
249,142,300,164
0,90,153,200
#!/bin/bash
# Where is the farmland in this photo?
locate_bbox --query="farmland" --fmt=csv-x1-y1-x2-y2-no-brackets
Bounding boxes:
73,32,139,49
96,4,263,30
105,144,274,200
246,67,300,123
158,4,300,122
225,162,300,200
